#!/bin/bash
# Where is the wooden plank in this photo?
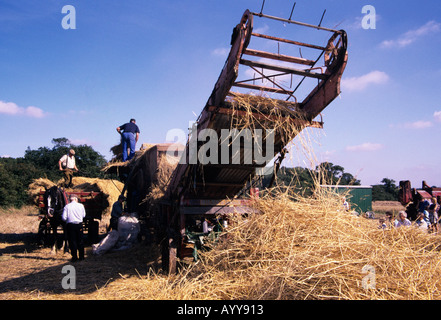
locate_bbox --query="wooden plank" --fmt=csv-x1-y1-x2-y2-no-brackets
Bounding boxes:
240,59,327,80
300,49,348,118
243,48,315,66
233,82,290,94
251,32,326,51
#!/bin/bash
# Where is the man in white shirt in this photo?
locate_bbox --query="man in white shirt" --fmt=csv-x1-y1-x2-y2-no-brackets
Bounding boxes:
59,149,79,188
62,194,86,262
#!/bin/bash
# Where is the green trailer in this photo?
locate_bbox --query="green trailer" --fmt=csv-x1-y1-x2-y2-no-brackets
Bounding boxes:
321,185,373,214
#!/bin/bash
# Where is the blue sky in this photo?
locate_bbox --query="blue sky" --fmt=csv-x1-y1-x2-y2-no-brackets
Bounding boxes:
1,0,440,187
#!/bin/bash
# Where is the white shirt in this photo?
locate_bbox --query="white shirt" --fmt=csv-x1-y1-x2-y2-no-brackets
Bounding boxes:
394,218,411,228
416,219,428,230
60,154,76,169
62,200,86,224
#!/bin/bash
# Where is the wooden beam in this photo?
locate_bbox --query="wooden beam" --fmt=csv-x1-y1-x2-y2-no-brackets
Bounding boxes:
243,48,315,66
251,32,327,51
240,59,327,80
233,82,290,94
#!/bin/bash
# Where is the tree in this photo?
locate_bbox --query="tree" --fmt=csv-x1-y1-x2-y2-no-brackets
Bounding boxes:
0,157,43,207
0,138,108,208
52,137,70,148
24,137,107,180
372,178,398,201
315,162,360,185
264,162,360,197
274,166,315,195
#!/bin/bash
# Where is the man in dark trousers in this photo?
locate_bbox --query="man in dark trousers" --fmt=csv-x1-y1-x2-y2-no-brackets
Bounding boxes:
116,118,140,162
58,149,79,188
62,194,86,262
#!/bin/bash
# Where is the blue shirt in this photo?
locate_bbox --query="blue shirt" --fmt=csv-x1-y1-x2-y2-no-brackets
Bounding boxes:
111,201,123,219
120,122,140,134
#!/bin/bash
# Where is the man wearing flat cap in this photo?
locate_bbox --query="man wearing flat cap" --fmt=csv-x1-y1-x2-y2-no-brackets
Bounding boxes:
62,194,86,262
59,149,79,188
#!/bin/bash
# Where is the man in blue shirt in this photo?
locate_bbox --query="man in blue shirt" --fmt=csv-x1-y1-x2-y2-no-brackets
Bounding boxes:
109,195,126,231
117,118,140,162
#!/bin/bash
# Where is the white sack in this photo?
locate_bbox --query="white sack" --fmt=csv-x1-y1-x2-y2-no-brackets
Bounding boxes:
113,214,140,251
92,230,119,255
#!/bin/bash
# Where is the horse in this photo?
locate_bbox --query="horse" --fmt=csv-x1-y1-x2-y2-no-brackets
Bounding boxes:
38,185,69,253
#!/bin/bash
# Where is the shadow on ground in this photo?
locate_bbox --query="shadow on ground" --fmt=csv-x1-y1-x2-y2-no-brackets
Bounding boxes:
0,231,162,298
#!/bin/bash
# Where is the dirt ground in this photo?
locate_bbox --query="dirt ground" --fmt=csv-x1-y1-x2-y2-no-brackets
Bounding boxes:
0,206,162,300
372,201,405,214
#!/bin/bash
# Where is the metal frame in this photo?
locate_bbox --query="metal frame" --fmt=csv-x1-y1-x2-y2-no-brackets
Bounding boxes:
160,9,348,273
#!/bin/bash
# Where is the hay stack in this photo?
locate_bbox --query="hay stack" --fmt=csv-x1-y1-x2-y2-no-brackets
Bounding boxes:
108,142,155,165
27,178,57,205
27,177,124,219
89,186,441,300
140,153,179,213
182,189,441,300
227,93,306,145
67,177,124,218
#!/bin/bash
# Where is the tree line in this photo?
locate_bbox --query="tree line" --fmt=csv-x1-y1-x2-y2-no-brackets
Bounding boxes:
0,138,399,208
266,163,399,200
0,138,107,208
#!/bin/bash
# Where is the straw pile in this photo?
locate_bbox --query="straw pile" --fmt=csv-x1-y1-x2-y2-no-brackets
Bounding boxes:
28,178,56,206
79,185,441,300
225,93,321,170
187,189,441,300
141,153,179,204
12,97,441,300
69,177,124,217
227,93,306,144
27,177,124,219
84,96,441,300
107,142,155,166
